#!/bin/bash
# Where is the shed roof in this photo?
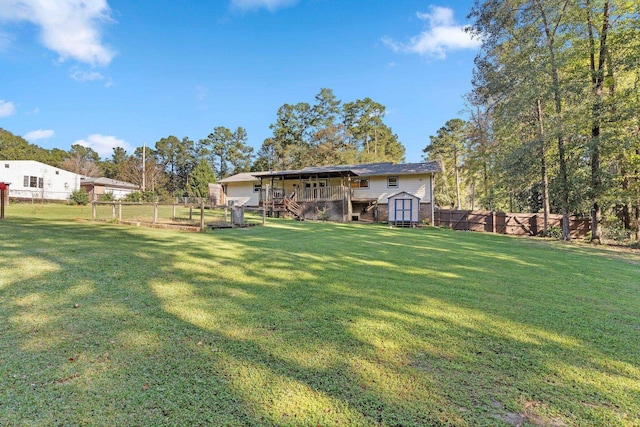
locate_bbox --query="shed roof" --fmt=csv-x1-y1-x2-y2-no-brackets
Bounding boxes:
387,191,420,200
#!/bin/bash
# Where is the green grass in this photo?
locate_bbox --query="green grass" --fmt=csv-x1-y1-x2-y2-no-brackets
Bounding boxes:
1,204,639,426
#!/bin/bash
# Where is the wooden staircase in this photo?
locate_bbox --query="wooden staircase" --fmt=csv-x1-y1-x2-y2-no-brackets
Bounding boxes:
283,194,304,220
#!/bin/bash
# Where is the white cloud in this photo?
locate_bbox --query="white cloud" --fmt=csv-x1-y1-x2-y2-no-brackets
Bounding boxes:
0,99,16,117
0,0,115,66
70,66,113,87
70,68,105,82
383,6,480,59
24,129,54,141
230,0,298,12
74,134,130,157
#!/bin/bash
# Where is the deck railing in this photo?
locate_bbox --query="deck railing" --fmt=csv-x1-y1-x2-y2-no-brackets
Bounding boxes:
260,186,346,203
295,185,344,202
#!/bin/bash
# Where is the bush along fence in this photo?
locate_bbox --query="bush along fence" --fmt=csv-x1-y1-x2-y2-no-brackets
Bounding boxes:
433,209,591,239
91,201,266,232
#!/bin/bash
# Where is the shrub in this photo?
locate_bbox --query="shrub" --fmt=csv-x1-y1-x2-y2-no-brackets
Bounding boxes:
601,217,631,243
539,226,562,239
100,191,115,202
316,207,330,221
123,191,157,202
68,189,90,206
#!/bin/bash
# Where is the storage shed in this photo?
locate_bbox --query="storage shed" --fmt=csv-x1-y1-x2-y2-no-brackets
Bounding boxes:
388,191,420,227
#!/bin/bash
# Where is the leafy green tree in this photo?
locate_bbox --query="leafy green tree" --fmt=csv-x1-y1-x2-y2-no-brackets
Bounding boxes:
155,135,196,196
0,128,64,166
423,119,469,209
188,158,216,198
102,146,128,179
227,127,254,174
259,89,406,170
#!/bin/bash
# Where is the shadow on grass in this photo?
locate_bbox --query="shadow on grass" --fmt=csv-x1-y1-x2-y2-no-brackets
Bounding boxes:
1,216,639,426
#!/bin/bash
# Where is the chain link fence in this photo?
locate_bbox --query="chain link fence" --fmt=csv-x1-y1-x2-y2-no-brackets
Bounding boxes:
92,202,265,231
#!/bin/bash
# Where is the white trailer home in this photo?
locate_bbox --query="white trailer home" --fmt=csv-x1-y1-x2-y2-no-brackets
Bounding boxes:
0,160,83,201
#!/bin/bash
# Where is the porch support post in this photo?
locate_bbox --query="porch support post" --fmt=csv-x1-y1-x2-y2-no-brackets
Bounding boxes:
430,174,435,225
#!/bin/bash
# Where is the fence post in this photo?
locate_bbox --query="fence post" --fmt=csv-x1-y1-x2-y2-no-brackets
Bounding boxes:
200,201,205,232
492,212,496,233
153,203,158,224
172,204,176,220
92,202,96,220
118,201,122,222
189,206,193,220
262,207,266,225
111,203,116,220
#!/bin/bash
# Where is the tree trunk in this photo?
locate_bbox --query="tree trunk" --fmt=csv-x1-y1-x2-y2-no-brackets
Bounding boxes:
537,0,571,240
536,99,550,233
454,147,461,209
586,0,609,244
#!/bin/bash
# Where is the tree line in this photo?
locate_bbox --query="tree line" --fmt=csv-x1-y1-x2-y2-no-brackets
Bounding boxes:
423,0,639,241
0,88,406,199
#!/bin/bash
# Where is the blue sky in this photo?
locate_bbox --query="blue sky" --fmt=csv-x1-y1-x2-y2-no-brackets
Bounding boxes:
0,0,479,163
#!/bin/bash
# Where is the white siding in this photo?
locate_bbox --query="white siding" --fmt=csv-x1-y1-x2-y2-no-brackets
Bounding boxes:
225,181,260,206
0,160,83,201
351,173,432,203
104,187,134,200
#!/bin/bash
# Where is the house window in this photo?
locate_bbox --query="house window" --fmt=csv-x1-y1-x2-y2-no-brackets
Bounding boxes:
55,171,59,175
4,164,8,168
253,183,262,192
352,178,369,189
24,176,42,188
387,176,398,188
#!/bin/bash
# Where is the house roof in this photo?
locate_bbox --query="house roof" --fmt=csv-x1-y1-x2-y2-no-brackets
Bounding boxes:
251,162,440,179
80,177,138,189
218,172,260,183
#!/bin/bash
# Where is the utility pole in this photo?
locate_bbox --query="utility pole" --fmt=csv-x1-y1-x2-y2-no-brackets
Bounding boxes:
142,143,146,192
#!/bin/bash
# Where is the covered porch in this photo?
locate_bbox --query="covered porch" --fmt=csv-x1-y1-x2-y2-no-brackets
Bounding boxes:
255,168,355,221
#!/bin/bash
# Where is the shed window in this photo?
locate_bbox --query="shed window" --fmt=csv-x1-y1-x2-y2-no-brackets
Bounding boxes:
253,183,261,192
352,178,369,189
387,176,398,188
4,164,8,168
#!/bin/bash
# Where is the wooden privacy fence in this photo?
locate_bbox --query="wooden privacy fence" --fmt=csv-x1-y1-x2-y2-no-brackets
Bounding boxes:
434,209,591,239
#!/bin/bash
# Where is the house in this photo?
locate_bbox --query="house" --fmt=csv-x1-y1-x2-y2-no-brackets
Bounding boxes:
0,160,138,202
218,172,261,207
80,177,138,200
220,162,440,224
0,160,83,201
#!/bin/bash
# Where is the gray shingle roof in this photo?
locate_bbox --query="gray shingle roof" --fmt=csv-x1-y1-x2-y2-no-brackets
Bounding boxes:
218,172,261,183
80,177,138,189
250,162,440,178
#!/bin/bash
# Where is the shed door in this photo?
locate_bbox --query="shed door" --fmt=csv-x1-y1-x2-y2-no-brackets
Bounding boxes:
394,198,413,222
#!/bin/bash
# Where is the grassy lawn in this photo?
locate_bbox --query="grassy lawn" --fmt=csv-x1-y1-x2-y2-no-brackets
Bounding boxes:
1,204,639,426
